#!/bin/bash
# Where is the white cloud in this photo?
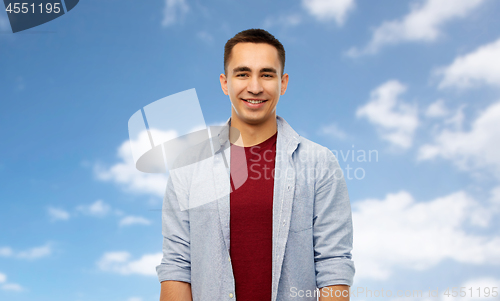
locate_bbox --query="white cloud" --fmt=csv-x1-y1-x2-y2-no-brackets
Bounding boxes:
443,104,466,131
0,244,51,260
47,207,70,222
162,0,189,27
128,298,143,301
356,80,418,148
0,247,13,257
17,243,52,260
0,272,23,292
1,283,23,292
119,216,151,227
95,138,168,198
97,252,162,276
77,200,111,217
347,0,485,56
425,99,449,118
425,101,466,132
352,189,500,280
418,101,500,177
318,123,347,139
301,0,355,25
441,277,500,301
437,38,500,89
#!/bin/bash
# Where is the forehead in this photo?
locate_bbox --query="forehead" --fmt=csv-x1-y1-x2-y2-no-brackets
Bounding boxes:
229,42,280,71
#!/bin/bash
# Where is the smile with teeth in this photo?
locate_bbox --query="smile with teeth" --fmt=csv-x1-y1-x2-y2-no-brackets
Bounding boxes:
244,99,267,104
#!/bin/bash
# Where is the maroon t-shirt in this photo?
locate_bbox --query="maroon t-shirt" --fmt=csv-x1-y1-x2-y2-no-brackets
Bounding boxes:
229,131,277,301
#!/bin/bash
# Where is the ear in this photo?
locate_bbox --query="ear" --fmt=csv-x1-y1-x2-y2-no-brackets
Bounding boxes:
220,73,229,95
280,73,289,95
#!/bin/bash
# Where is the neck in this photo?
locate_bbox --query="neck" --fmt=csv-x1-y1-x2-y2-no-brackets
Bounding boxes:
229,114,277,147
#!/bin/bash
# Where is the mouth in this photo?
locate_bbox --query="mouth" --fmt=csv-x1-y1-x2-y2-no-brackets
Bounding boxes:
241,98,268,105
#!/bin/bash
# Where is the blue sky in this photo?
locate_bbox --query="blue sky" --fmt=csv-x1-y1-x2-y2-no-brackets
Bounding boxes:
1,0,500,300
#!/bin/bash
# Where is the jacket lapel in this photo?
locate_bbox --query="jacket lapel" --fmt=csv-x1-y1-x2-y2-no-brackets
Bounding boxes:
271,116,300,301
212,118,232,252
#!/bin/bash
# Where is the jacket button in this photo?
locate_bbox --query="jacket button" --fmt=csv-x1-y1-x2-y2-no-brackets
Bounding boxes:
229,293,234,298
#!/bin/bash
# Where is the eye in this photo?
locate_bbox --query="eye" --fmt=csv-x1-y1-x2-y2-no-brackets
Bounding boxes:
236,73,248,77
263,74,273,78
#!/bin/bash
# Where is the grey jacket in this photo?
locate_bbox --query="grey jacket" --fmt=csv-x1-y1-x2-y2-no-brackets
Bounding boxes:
156,115,355,300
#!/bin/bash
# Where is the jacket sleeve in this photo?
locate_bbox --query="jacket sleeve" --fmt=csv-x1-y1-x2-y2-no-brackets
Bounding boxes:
156,171,191,283
313,148,355,288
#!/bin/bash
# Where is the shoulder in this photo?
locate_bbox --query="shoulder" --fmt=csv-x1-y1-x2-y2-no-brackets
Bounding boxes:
295,135,339,167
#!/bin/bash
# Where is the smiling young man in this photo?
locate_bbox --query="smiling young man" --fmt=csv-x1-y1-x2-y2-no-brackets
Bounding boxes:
157,29,355,301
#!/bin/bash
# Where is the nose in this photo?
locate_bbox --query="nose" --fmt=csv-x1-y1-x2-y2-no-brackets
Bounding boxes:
246,75,264,95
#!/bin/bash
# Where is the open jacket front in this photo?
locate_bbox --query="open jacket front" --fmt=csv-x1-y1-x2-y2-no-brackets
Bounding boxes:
156,115,355,301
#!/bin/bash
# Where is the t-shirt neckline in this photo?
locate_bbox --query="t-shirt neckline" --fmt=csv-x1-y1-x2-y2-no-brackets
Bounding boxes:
230,131,278,149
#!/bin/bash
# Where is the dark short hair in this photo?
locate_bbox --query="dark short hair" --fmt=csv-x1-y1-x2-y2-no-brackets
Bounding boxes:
224,28,286,77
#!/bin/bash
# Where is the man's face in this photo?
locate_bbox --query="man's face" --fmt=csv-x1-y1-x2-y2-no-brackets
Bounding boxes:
220,42,289,126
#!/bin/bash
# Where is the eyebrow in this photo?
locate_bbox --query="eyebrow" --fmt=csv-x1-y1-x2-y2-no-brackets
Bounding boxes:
232,66,278,74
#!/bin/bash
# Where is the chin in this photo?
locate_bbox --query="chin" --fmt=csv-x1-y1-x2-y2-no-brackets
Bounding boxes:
242,114,271,124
